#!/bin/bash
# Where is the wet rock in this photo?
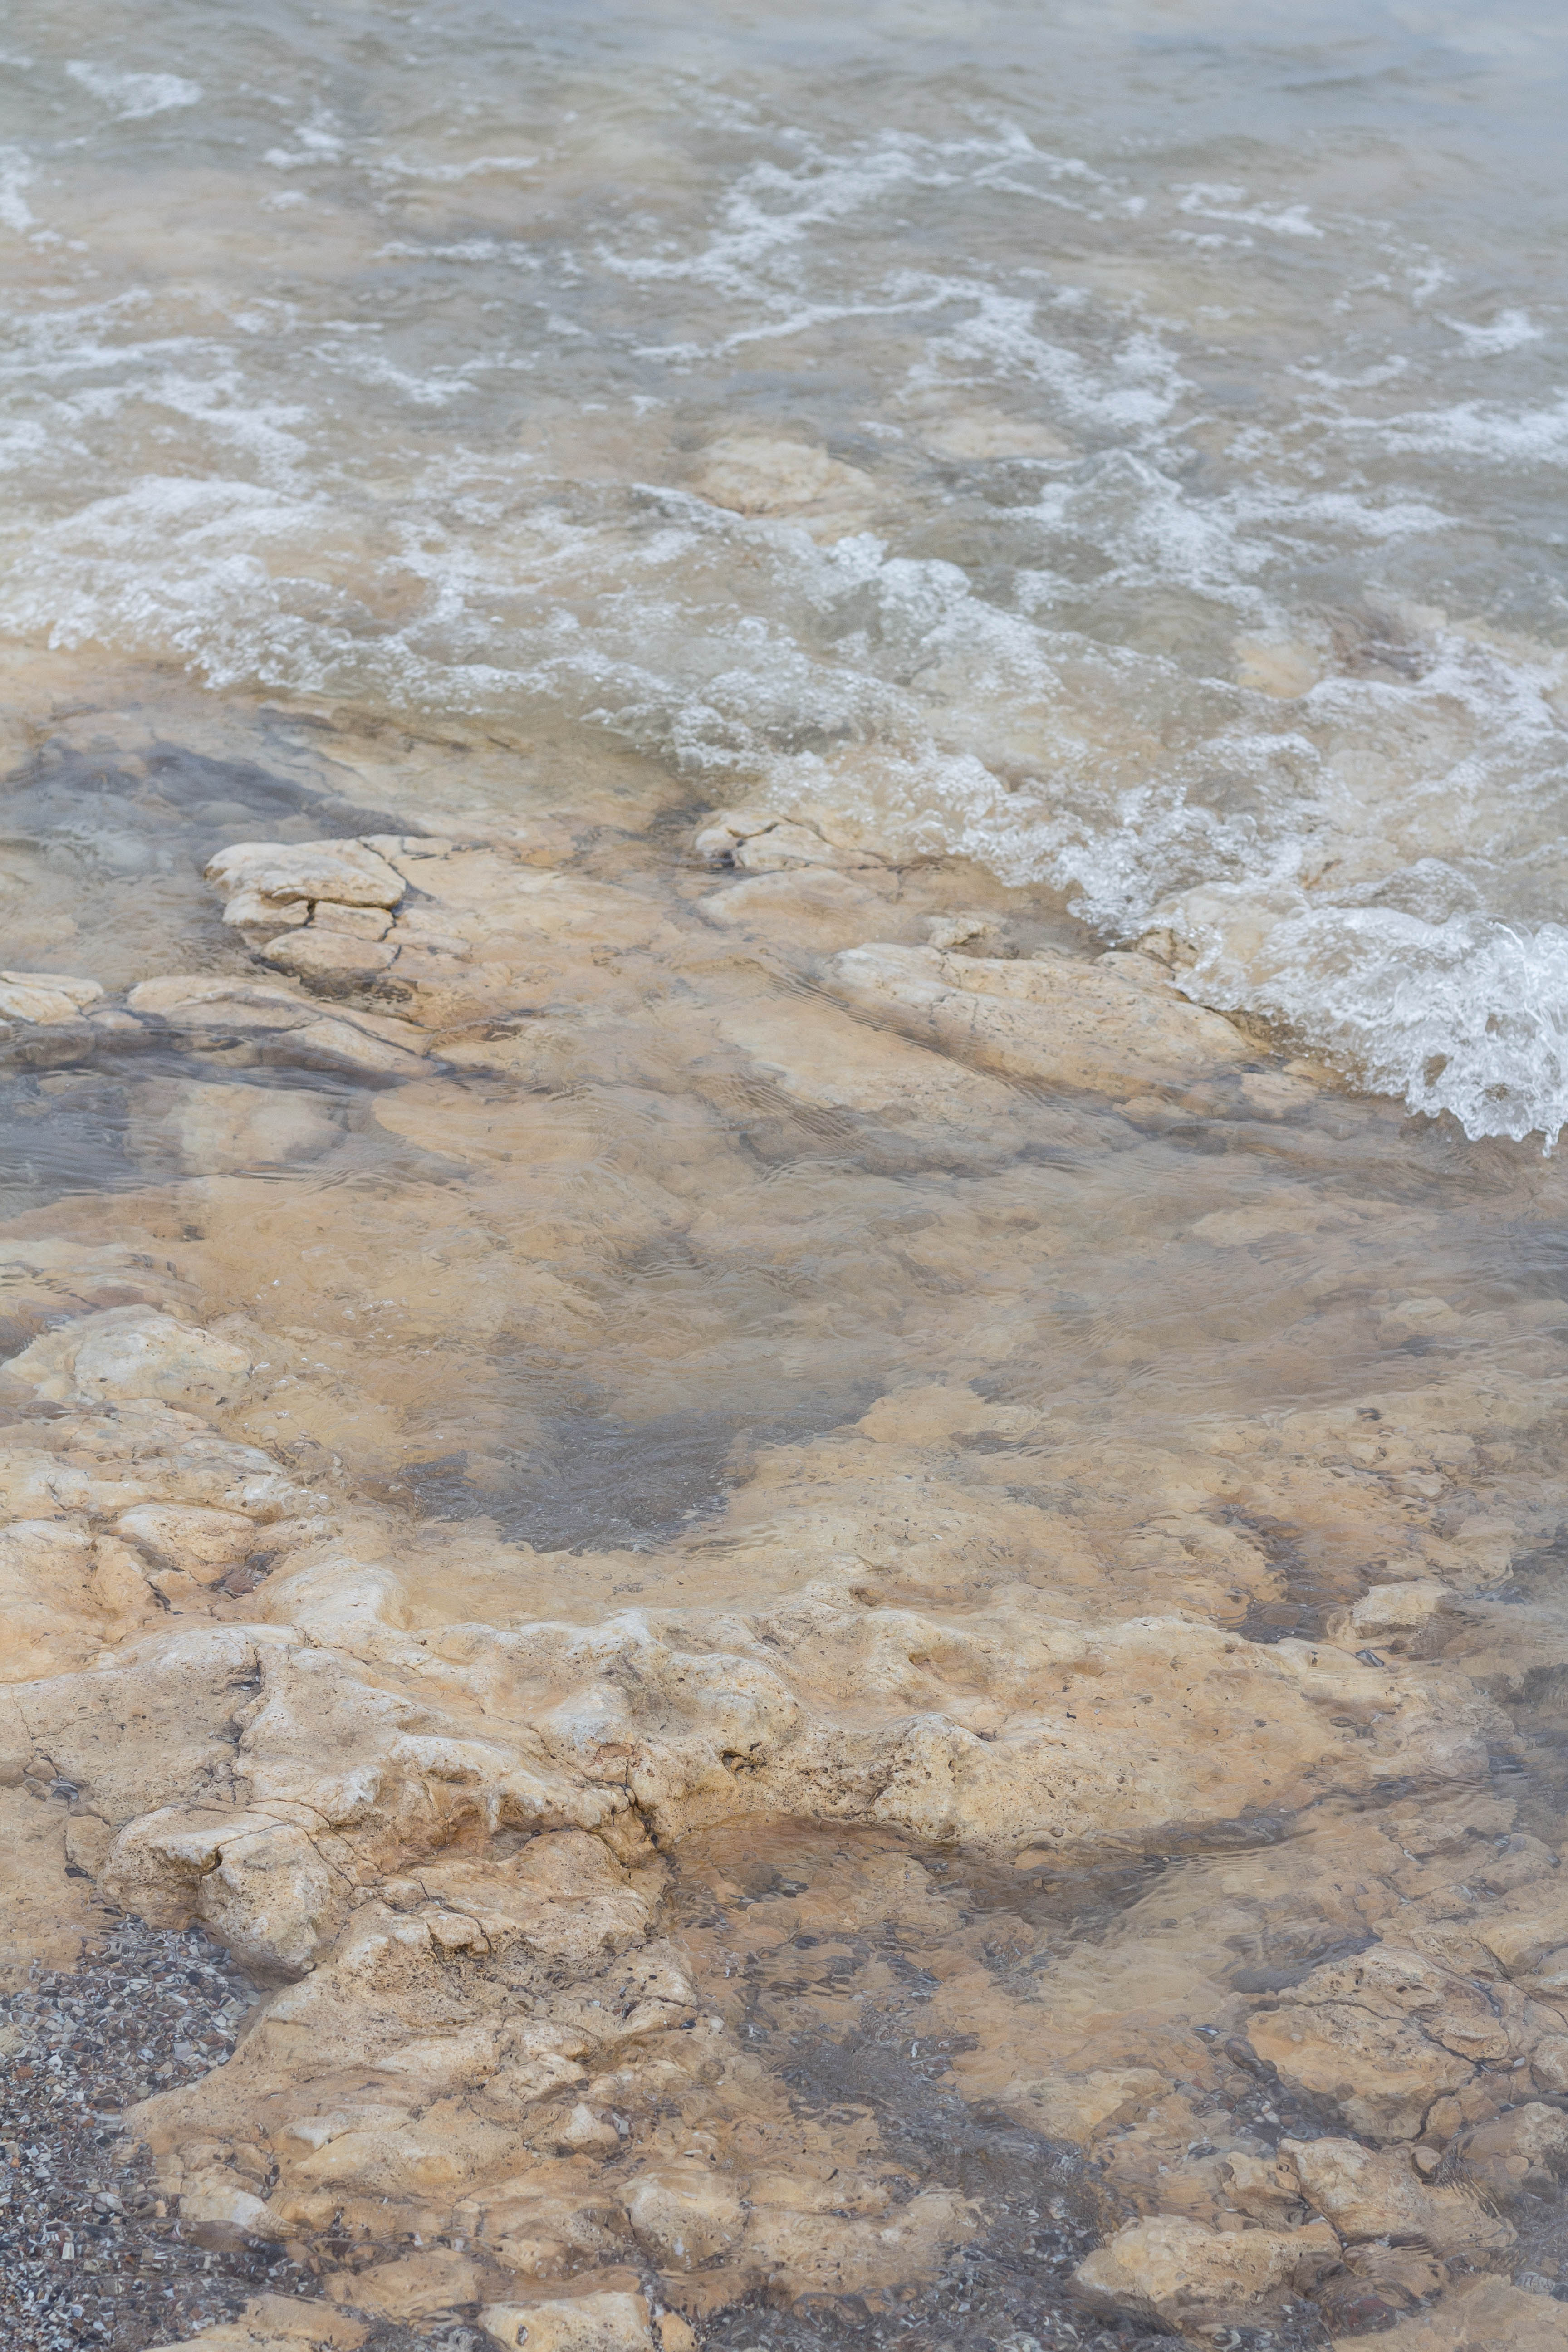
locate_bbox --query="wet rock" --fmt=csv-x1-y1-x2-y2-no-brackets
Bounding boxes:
828,941,1248,1095
921,408,1072,460
689,435,875,535
694,807,887,871
126,974,430,1073
699,866,894,950
1327,1577,1453,1650
1470,1883,1568,1992
1071,2210,1340,2329
150,2297,368,2351
627,2167,746,2267
0,970,103,1024
206,839,406,913
1459,2101,1568,2200
1282,2134,1514,2254
479,2289,656,2352
325,2248,486,2317
1246,1945,1495,2139
714,991,1019,1122
1328,2272,1568,2350
262,931,398,984
135,1077,345,1174
4,1304,255,1410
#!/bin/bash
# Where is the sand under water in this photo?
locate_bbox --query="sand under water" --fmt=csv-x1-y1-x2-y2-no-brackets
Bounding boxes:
5,3,1568,2348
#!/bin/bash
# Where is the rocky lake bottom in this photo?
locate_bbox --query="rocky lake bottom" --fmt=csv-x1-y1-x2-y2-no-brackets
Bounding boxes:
0,664,1567,2352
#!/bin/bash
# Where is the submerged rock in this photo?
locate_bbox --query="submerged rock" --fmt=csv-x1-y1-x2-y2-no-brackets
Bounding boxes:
828,941,1248,1095
0,970,104,1024
1072,2210,1340,2328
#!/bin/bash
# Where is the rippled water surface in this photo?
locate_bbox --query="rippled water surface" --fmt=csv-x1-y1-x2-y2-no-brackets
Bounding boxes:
3,0,1567,1135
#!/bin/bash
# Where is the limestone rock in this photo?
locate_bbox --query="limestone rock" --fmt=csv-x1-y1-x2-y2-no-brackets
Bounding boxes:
136,1078,343,1174
921,410,1071,460
178,2170,289,2244
693,808,884,872
1460,2101,1568,2200
311,903,392,938
222,887,311,932
698,867,893,950
148,2293,367,2351
263,931,398,984
206,839,406,911
103,1805,349,1980
327,2250,486,2318
714,994,1018,1123
626,2167,746,2267
0,1783,115,1984
125,975,429,1073
0,970,103,1024
1329,2272,1568,2351
1072,2212,1340,2328
113,1504,257,1580
479,2292,655,2352
1532,2035,1568,2092
1281,2136,1514,2256
1470,1883,1568,1989
4,1306,255,1410
1327,1578,1453,1651
828,942,1246,1096
1247,1946,1494,2140
0,1519,101,1681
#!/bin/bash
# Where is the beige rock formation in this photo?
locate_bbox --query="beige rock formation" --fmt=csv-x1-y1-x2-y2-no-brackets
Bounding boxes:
1073,2211,1340,2328
828,941,1248,1096
1329,2274,1568,2351
3,788,1568,2349
0,970,104,1024
1282,2135,1514,2254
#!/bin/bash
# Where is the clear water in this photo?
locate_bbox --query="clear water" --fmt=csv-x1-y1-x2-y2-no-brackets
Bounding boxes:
5,0,1568,1137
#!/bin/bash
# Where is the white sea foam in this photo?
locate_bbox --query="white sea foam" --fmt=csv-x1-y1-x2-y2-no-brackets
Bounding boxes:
66,61,201,118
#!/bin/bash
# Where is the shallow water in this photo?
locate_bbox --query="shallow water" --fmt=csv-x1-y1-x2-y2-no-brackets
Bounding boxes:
5,0,1568,1136
4,6,1568,2350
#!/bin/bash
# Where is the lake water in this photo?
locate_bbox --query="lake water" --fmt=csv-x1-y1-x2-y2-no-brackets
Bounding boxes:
5,0,1568,1139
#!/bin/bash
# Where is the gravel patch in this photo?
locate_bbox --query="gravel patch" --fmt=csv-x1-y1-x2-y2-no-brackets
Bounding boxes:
0,1918,318,2350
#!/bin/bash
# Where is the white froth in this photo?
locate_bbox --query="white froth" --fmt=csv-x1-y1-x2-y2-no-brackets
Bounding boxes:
66,60,201,117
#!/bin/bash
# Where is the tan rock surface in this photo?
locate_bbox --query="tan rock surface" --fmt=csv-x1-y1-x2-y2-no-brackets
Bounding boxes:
1330,2274,1568,2350
828,941,1248,1095
1282,2135,1514,2255
4,788,1568,2347
1073,2212,1340,2327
